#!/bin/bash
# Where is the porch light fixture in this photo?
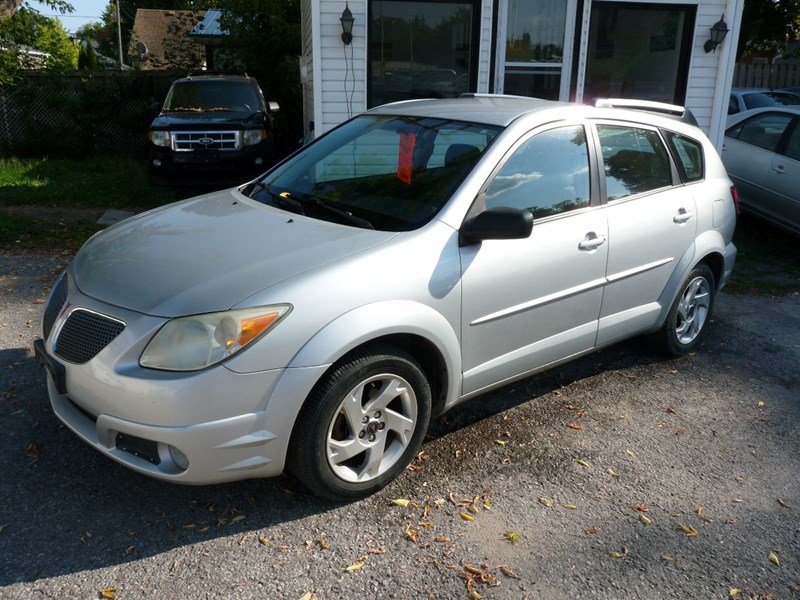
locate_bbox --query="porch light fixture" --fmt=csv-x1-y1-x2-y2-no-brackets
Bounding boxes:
340,3,354,45
704,15,729,53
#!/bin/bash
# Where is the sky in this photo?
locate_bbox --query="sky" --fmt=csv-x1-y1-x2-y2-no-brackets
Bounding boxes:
34,0,108,34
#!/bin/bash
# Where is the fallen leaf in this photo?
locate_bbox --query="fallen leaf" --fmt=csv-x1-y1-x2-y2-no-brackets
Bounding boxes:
229,515,246,524
630,504,649,512
639,514,652,525
757,401,765,407
434,536,450,543
494,439,508,446
319,538,329,549
610,546,628,559
574,459,590,468
498,564,520,579
665,407,677,414
677,523,698,537
503,531,523,544
460,511,475,522
258,536,270,546
538,497,553,508
298,593,317,600
562,503,577,510
777,498,791,508
768,551,781,568
404,523,420,540
729,589,741,598
585,527,598,534
468,591,484,600
464,565,485,576
0,524,6,534
626,449,636,457
567,423,583,430
391,499,411,508
345,562,365,572
607,468,619,477
99,588,117,599
483,497,492,510
123,546,134,556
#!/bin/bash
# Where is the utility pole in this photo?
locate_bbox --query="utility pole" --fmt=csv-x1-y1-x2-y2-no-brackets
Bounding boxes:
116,0,125,70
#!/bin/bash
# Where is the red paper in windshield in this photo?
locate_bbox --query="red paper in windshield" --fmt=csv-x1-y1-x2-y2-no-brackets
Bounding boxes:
397,132,416,184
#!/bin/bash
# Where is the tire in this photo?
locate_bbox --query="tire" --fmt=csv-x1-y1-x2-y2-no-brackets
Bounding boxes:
652,263,716,356
287,345,432,501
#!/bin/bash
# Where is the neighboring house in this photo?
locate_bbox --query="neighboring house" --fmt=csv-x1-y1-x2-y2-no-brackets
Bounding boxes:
301,0,744,149
189,8,245,72
128,8,206,71
0,0,22,18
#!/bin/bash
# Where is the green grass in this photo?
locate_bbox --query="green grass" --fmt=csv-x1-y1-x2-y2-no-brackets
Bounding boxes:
0,214,103,254
0,157,193,209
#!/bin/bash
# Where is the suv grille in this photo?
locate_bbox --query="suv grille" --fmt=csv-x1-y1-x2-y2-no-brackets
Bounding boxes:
173,130,241,151
54,309,125,364
43,274,68,340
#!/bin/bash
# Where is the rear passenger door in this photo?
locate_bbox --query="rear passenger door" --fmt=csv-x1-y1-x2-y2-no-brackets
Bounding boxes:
594,122,697,346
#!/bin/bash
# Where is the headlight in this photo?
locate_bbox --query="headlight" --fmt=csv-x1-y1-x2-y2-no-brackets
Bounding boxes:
243,129,266,146
149,130,170,147
140,305,291,371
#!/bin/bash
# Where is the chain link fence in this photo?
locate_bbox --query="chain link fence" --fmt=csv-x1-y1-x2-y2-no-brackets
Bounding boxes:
0,71,182,159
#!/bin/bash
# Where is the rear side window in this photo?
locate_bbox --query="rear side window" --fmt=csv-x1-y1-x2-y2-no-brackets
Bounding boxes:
596,125,672,200
664,131,704,182
726,112,793,152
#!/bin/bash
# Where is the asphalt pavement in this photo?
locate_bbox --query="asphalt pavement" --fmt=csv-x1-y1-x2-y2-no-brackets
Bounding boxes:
1,252,798,599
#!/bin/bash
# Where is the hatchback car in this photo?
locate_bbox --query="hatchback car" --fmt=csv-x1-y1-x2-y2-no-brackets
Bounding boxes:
728,88,800,115
35,95,737,500
722,107,800,236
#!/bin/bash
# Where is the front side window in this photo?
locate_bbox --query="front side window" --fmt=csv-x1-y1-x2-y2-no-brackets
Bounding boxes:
252,115,501,231
485,125,591,218
726,113,794,153
597,125,671,200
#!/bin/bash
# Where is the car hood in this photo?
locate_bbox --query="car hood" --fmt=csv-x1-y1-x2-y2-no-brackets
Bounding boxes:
151,111,262,128
73,189,395,317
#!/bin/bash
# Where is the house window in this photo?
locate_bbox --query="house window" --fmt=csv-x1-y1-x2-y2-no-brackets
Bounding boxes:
368,0,480,108
497,0,578,101
584,3,696,105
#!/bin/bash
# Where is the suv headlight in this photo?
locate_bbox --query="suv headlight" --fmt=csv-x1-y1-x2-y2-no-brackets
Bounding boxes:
243,128,267,146
140,305,291,371
149,130,170,148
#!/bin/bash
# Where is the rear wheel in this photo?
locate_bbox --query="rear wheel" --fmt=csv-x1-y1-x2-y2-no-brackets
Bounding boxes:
287,345,431,501
652,263,716,356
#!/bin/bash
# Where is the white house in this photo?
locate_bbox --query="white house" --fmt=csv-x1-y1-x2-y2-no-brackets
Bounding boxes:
301,0,743,149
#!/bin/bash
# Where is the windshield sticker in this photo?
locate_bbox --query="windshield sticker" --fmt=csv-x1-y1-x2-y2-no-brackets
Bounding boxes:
397,132,416,184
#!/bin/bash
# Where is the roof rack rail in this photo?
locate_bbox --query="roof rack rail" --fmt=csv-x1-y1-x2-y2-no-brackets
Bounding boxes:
459,92,534,100
594,98,698,126
185,70,249,78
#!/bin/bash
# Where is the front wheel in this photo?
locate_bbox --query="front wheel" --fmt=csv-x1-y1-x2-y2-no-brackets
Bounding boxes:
287,345,432,501
652,263,716,356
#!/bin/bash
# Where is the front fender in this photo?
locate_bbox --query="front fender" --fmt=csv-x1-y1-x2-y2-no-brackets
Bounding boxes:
289,300,462,405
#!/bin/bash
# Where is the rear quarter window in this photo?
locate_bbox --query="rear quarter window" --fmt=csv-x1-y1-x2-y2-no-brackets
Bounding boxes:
663,131,704,183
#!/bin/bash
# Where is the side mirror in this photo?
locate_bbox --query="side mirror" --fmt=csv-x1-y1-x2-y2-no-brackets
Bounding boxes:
459,206,533,246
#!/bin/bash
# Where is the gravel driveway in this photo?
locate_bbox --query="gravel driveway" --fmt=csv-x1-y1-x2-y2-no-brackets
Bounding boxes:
1,252,798,599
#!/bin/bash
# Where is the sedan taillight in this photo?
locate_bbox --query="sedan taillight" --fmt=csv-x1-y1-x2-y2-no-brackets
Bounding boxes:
730,185,741,215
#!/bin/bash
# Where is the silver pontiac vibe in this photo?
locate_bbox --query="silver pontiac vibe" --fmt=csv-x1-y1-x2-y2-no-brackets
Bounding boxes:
35,96,737,500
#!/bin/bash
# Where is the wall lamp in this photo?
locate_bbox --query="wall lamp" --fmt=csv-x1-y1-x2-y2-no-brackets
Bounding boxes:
704,14,729,53
340,3,354,45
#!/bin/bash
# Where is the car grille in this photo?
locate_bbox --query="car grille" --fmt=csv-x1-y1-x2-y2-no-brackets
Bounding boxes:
54,309,125,364
172,130,241,151
43,274,68,340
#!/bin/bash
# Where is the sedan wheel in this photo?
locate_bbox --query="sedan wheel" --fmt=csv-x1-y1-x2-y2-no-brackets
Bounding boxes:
288,345,431,500
654,263,716,356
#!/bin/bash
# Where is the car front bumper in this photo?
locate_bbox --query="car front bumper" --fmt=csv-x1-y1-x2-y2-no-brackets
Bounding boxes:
34,279,327,485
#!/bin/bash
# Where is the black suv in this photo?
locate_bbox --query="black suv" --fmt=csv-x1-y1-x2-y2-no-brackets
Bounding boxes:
148,73,280,185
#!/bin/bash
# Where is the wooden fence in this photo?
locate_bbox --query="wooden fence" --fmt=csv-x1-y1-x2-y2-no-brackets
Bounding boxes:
732,63,800,89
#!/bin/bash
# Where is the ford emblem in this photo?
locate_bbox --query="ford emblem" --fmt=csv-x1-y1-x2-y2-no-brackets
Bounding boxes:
197,137,214,145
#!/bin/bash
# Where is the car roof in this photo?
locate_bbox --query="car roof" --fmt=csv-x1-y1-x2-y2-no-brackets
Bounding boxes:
726,106,800,128
731,88,800,95
365,95,698,130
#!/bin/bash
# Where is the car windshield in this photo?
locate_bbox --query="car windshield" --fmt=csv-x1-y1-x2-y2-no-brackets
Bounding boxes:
743,91,800,109
249,114,501,231
163,80,260,112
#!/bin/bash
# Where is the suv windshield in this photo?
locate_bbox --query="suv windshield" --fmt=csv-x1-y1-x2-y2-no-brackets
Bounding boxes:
251,115,501,231
164,80,260,112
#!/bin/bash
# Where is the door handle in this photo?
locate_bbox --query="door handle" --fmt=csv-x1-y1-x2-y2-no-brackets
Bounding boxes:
771,164,786,175
578,234,606,251
673,208,694,224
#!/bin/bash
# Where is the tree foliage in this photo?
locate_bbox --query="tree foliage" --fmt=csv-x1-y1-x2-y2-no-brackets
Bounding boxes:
737,0,800,59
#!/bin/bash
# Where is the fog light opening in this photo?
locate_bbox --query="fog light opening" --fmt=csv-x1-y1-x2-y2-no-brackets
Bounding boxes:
168,445,189,470
152,159,162,168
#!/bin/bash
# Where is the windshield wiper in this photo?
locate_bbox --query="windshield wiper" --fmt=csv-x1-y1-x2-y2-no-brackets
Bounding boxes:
249,182,305,216
290,192,374,230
